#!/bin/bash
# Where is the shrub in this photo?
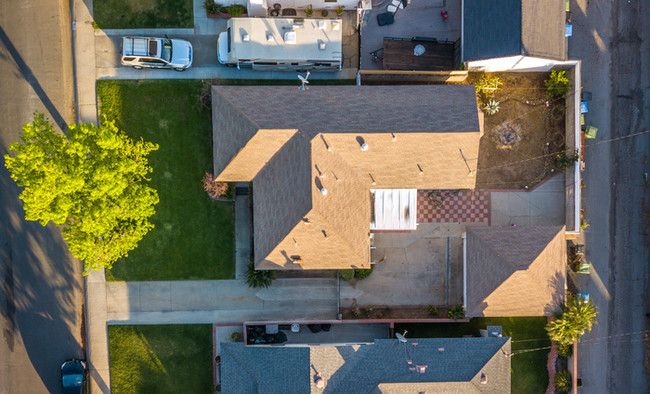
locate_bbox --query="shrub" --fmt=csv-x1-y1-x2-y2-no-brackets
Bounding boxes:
364,308,374,318
475,73,502,97
483,99,500,115
202,172,230,199
554,369,572,392
203,0,225,14
351,307,360,317
354,267,373,280
321,9,328,17
339,269,354,281
305,4,314,16
447,305,465,320
546,70,571,100
555,150,580,169
245,260,275,288
230,332,243,342
557,342,573,358
427,305,439,316
335,5,344,15
226,4,246,16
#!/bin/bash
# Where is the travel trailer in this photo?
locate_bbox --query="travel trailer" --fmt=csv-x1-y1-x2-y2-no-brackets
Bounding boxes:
217,17,343,71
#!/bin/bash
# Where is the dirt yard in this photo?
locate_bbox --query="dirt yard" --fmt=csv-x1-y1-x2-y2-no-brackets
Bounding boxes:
468,72,567,190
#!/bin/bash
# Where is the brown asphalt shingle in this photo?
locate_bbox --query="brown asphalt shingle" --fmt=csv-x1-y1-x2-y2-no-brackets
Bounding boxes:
212,85,482,270
465,225,567,317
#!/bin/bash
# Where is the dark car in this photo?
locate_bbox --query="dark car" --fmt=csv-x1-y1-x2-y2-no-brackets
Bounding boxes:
61,359,86,394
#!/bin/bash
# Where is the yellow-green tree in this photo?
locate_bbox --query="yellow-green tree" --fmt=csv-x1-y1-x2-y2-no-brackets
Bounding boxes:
546,294,598,346
5,113,159,271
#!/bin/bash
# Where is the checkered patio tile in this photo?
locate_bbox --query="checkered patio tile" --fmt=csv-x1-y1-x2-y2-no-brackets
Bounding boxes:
417,190,490,223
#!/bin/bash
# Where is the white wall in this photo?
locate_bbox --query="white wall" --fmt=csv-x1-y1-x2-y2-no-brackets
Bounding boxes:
467,55,563,72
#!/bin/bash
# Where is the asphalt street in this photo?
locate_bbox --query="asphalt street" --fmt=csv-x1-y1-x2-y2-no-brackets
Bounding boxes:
570,0,650,392
0,0,84,393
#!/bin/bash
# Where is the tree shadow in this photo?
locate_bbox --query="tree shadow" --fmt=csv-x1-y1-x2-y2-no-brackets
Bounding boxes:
0,144,84,391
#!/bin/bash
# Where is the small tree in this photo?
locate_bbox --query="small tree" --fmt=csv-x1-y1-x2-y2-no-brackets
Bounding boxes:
545,70,571,99
546,294,598,346
5,113,159,272
246,260,275,288
555,149,580,169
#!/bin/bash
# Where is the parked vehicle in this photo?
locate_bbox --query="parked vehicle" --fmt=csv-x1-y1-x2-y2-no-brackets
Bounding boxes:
61,359,86,394
121,37,192,71
217,17,343,71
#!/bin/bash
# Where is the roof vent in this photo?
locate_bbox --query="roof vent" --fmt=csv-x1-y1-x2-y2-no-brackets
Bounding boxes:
266,32,274,42
291,256,303,264
480,373,488,384
315,375,326,388
319,41,326,50
360,143,369,151
303,218,311,225
284,31,297,44
320,188,328,196
438,347,445,352
416,365,427,373
242,32,250,41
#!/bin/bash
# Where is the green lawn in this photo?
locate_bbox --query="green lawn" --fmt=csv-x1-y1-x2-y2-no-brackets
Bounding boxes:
98,80,234,281
93,0,193,29
108,325,213,393
395,317,550,393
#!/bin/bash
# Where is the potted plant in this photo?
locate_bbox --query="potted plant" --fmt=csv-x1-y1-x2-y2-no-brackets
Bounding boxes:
321,9,328,17
305,4,314,16
335,5,344,15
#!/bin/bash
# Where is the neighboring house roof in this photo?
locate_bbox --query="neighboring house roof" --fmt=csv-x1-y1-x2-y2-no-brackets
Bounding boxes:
221,337,511,393
212,85,482,270
463,0,567,61
465,225,567,317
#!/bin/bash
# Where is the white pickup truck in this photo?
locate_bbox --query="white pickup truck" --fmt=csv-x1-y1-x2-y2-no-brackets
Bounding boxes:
121,36,193,71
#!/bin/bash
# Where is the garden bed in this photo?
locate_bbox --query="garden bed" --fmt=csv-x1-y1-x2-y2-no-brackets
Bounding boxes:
341,305,455,320
470,72,567,190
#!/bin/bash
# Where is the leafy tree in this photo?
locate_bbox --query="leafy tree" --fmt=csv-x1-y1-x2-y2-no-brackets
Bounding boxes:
246,260,275,288
4,113,159,271
546,294,598,346
554,370,572,392
545,70,571,99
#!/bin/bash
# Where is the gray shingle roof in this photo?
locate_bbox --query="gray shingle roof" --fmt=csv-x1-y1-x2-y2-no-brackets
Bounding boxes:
220,338,511,393
463,0,566,62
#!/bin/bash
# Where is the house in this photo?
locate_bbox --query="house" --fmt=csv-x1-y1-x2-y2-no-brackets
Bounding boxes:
464,225,567,317
462,0,568,71
212,85,483,270
220,337,511,393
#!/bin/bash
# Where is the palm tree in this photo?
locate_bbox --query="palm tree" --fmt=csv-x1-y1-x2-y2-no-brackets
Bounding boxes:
246,260,275,288
546,294,598,346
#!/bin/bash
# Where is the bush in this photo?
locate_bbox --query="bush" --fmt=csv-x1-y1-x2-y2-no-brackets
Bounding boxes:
554,370,572,392
427,305,439,316
555,150,580,169
203,0,225,14
546,70,571,100
230,332,243,342
226,4,246,16
354,267,373,280
447,305,465,320
202,172,230,199
557,342,573,358
245,261,275,288
335,5,344,15
475,73,502,97
339,269,354,281
305,4,314,16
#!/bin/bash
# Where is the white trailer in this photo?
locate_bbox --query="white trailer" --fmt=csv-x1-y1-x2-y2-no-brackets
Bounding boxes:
217,17,343,72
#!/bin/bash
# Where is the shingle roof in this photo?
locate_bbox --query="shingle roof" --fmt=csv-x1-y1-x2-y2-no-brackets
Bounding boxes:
463,0,566,62
212,85,482,270
465,225,567,317
220,338,511,393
